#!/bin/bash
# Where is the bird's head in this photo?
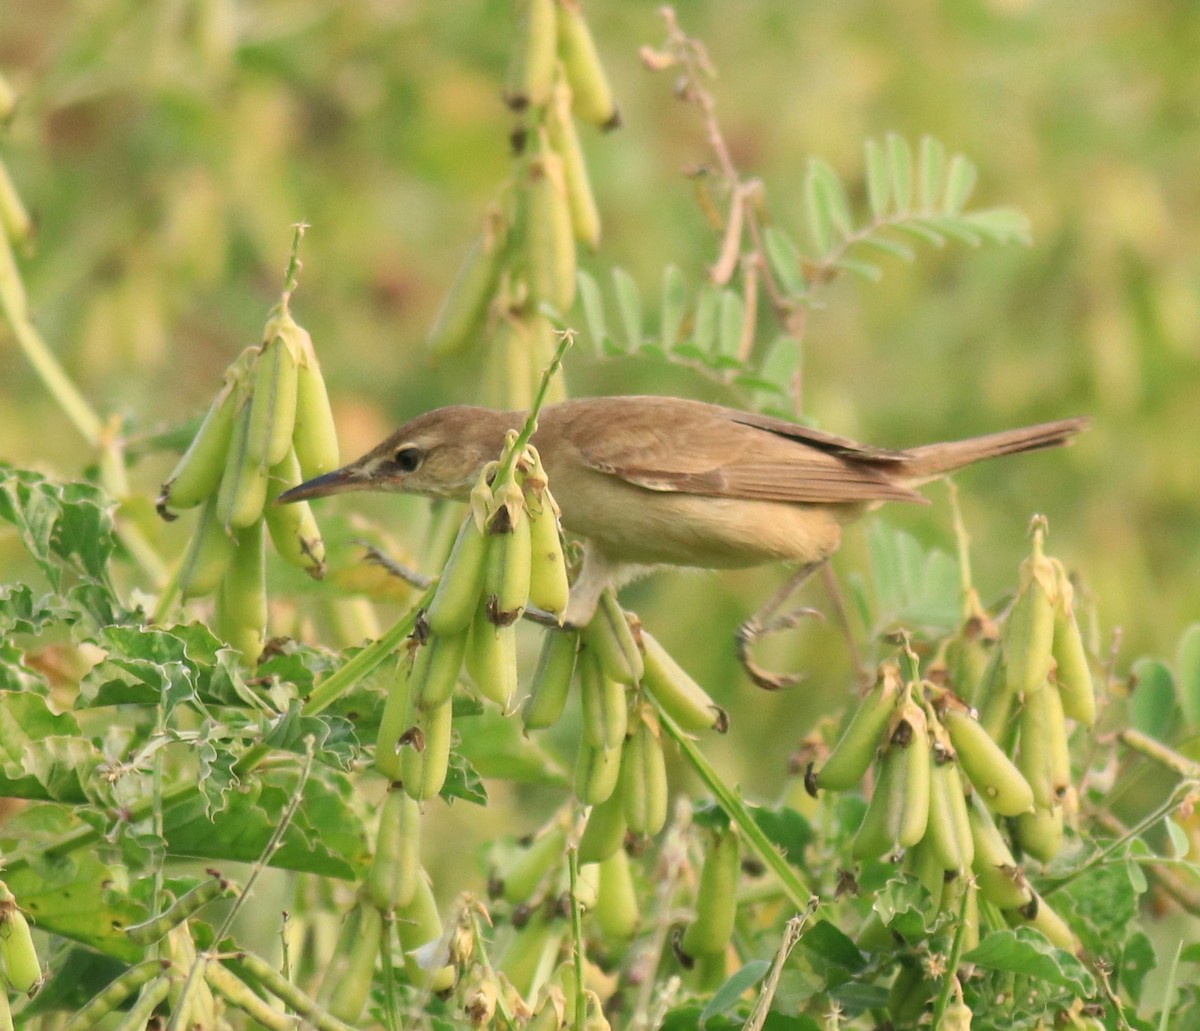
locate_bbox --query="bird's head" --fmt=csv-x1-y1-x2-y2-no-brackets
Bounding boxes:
277,405,516,505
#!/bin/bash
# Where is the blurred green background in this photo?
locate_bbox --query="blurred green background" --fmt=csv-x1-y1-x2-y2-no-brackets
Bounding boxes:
1,0,1197,782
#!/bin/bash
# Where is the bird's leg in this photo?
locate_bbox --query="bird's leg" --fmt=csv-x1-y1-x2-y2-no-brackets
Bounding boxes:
357,541,432,589
736,560,826,690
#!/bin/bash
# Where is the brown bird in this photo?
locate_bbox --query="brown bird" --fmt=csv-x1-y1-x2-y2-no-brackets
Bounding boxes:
279,396,1086,685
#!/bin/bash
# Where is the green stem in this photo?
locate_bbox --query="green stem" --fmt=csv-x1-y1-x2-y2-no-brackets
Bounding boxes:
658,711,813,912
567,847,586,1031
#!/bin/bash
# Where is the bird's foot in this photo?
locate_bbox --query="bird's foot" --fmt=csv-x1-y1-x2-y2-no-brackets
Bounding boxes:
736,606,824,691
355,541,432,589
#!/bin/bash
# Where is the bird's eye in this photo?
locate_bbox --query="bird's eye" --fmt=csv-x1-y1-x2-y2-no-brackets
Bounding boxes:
393,446,421,472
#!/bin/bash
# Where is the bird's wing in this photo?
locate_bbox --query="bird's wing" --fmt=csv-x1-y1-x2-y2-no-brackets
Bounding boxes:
562,397,926,505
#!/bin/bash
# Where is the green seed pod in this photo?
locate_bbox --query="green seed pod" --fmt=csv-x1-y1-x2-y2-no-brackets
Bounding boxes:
1013,805,1064,865
546,79,601,249
1017,680,1068,810
215,521,267,664
578,789,627,864
466,601,519,709
125,875,232,945
368,785,422,912
499,910,560,1001
204,961,290,1030
265,446,326,577
581,589,643,685
943,705,1034,817
376,653,414,781
523,628,579,730
0,898,40,993
526,142,577,312
1008,891,1075,950
289,328,340,479
896,707,931,849
427,513,490,636
426,215,506,359
1050,562,1096,726
594,849,639,940
556,0,618,128
159,376,240,514
887,962,932,1028
486,482,532,625
961,879,981,953
812,665,901,791
908,837,944,908
524,483,571,620
639,630,728,734
926,758,965,874
575,739,622,805
0,162,32,248
1004,535,1058,700
215,396,268,531
967,794,1034,909
61,960,168,1031
579,647,627,751
976,646,1016,743
680,827,739,958
620,709,668,839
178,496,235,598
851,745,904,862
501,824,568,906
323,900,383,1024
245,333,299,469
505,0,557,111
401,697,453,802
396,873,454,992
411,631,469,711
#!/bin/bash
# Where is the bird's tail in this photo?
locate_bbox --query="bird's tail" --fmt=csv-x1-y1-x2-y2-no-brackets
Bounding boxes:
900,417,1089,484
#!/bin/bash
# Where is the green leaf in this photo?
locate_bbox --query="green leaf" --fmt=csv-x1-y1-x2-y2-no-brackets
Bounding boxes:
886,133,913,213
612,266,643,351
961,207,1033,245
922,214,984,247
0,465,118,593
0,692,97,803
755,336,802,404
454,705,564,786
1130,657,1176,740
699,960,771,1024
868,523,961,634
963,928,1095,995
163,768,369,878
763,226,807,296
892,219,946,248
691,283,721,352
660,264,687,350
1174,622,1200,725
576,269,607,349
0,583,61,634
942,154,978,215
864,137,890,219
856,234,916,262
834,257,883,283
800,919,867,974
917,134,946,211
715,289,744,358
751,805,813,865
811,159,853,237
803,161,835,255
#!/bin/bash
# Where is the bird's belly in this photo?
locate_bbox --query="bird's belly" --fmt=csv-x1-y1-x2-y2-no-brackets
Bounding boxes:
557,485,858,569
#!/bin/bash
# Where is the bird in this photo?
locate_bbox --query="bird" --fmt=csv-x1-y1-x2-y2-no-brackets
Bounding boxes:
278,396,1087,686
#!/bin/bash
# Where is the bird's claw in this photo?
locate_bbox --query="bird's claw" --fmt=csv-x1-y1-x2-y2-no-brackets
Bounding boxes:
736,605,822,690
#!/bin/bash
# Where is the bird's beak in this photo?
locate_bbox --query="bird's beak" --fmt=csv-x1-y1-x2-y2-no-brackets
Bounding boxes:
276,463,370,504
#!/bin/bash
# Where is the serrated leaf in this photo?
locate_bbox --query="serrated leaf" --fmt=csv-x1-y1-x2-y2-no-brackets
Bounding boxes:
961,207,1033,245
864,137,890,219
1130,657,1175,740
1174,623,1200,725
886,133,913,213
964,928,1095,995
0,465,118,593
660,264,687,351
834,257,883,283
576,270,607,350
0,692,95,803
691,283,720,352
918,135,947,211
763,226,807,296
942,153,978,215
804,162,835,255
612,267,643,351
856,234,916,262
700,960,771,1023
0,583,60,635
715,289,744,358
